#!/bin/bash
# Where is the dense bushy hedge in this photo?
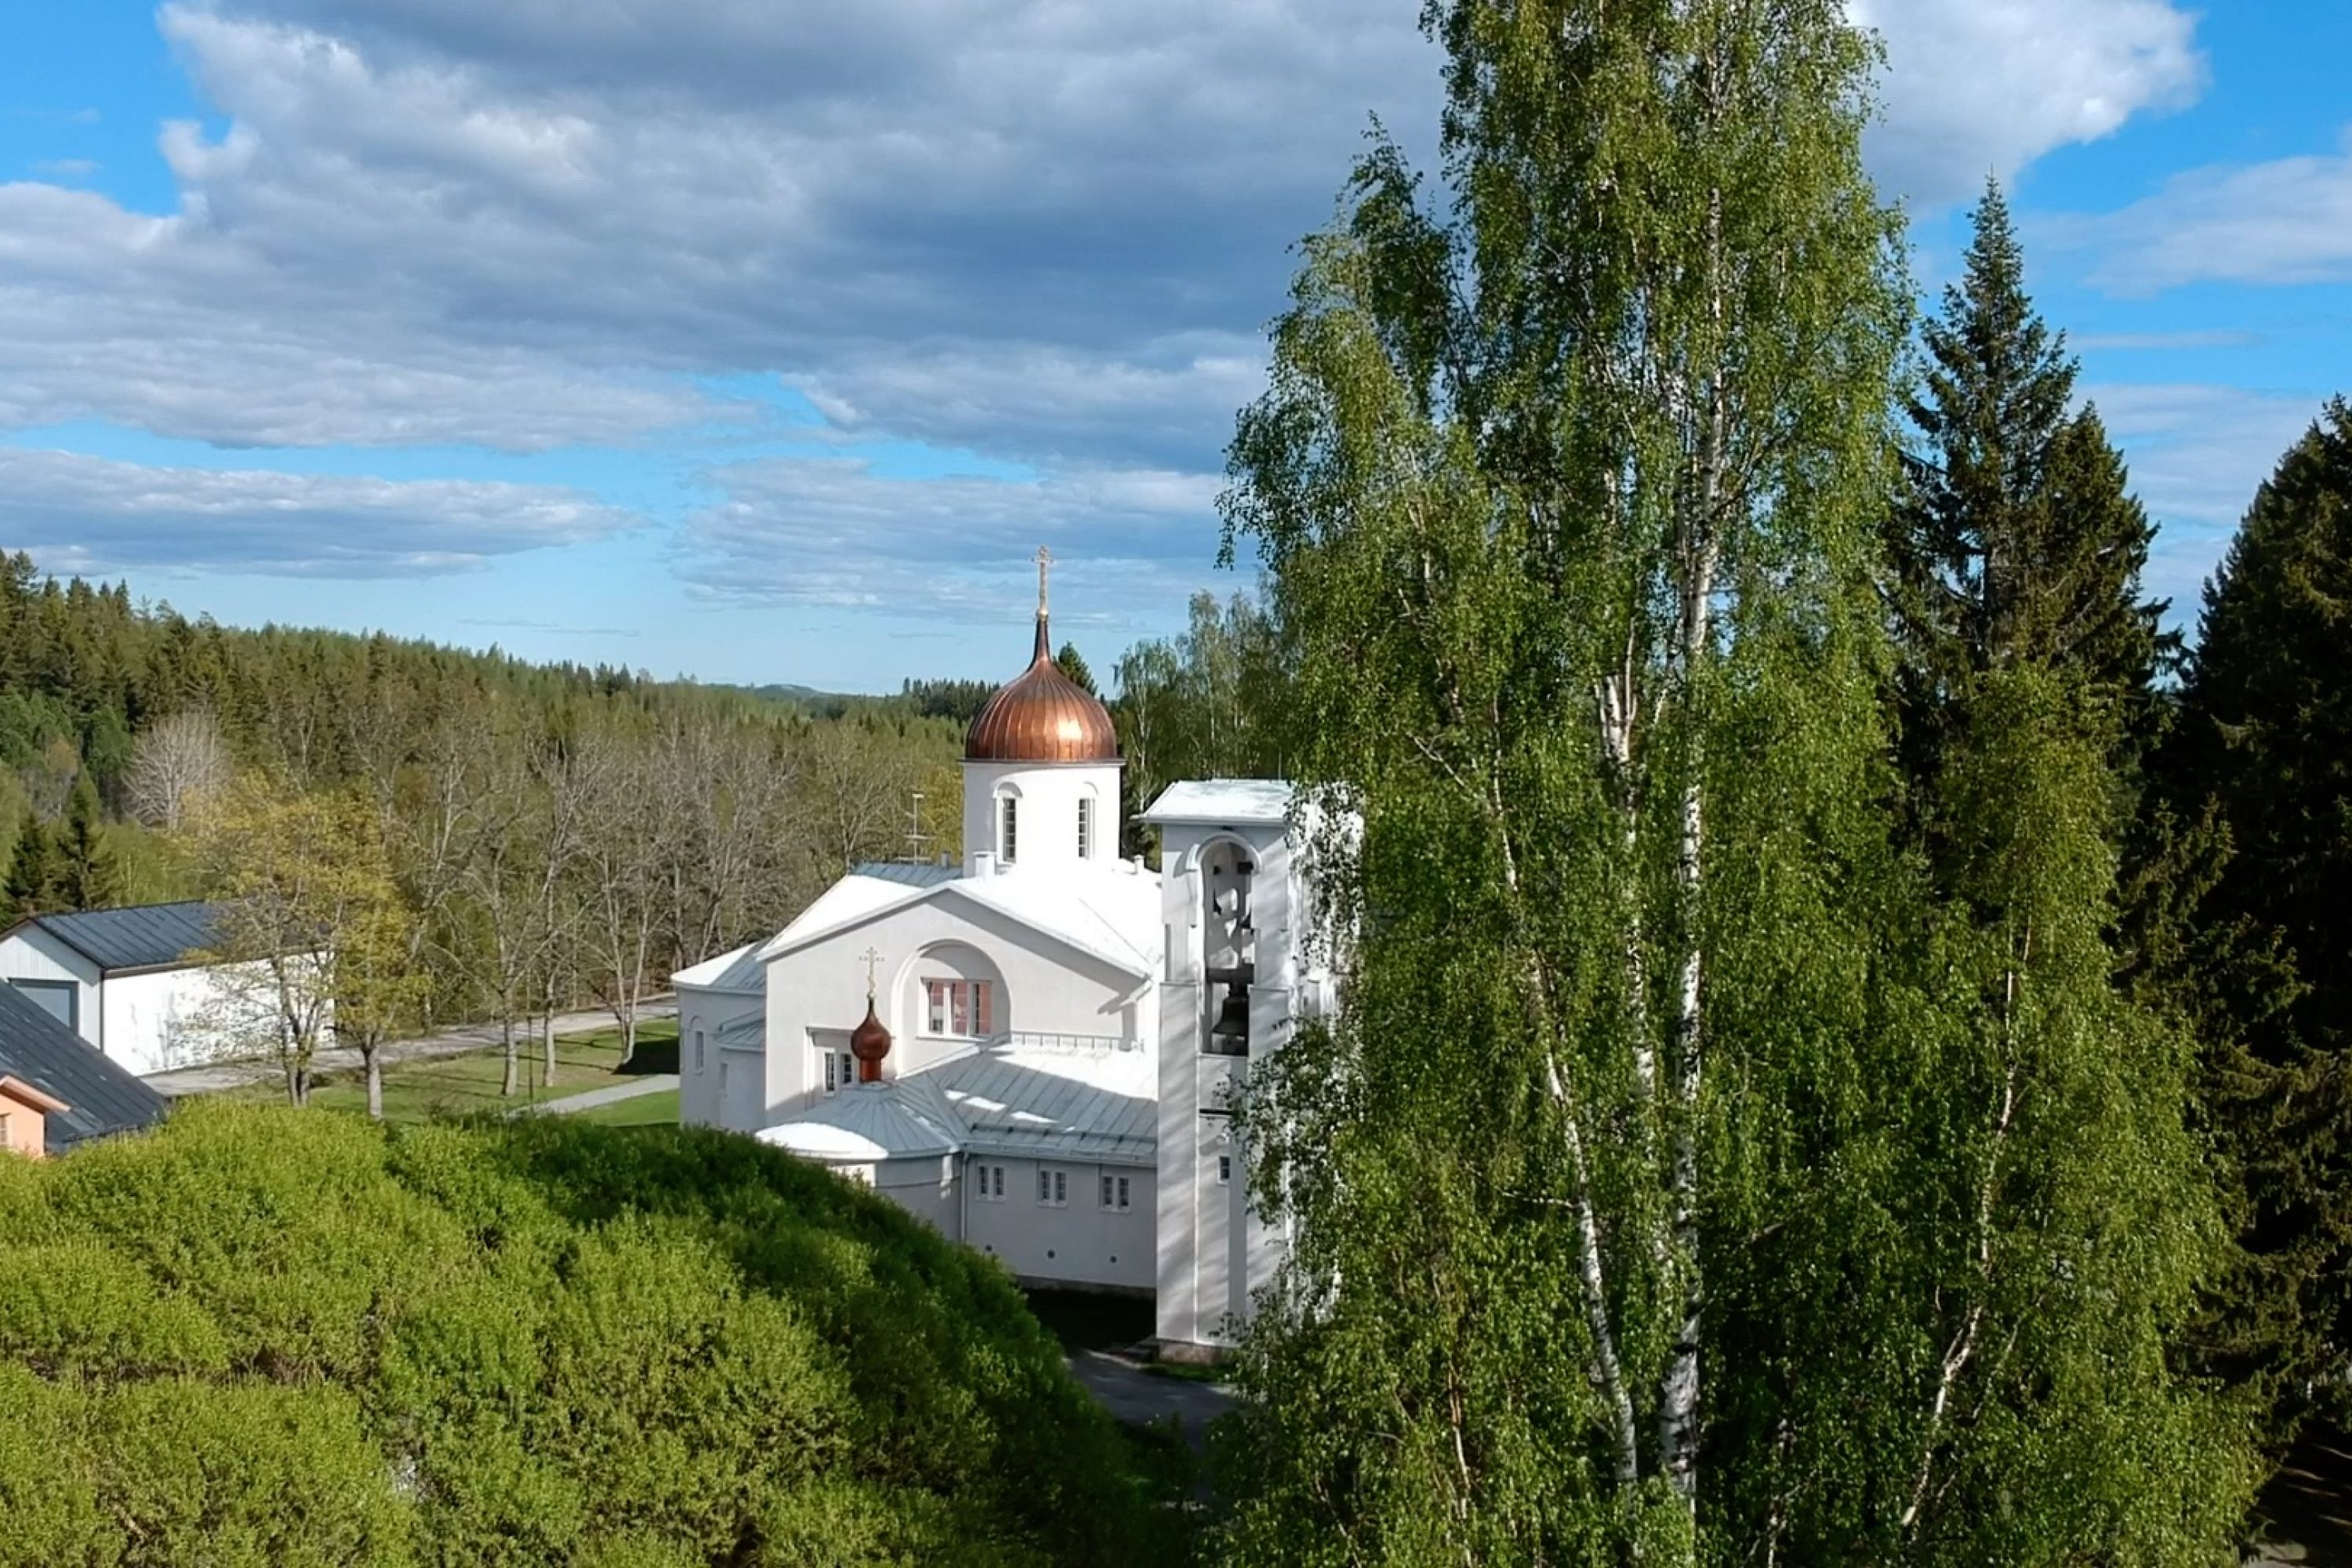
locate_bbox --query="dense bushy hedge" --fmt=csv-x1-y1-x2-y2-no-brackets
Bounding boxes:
0,1104,1182,1566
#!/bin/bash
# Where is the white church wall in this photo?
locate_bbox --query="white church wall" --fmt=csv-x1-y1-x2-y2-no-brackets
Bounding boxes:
677,986,761,1131
98,963,263,1077
965,1154,1156,1293
761,894,1147,1128
873,1155,960,1237
960,760,1123,877
715,1040,767,1131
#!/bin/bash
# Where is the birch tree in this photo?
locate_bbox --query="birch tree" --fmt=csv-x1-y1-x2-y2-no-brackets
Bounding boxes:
125,707,230,830
1214,2,2248,1562
183,778,414,1109
577,717,666,1065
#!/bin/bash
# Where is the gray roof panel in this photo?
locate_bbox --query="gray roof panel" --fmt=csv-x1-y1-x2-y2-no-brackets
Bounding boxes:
851,861,961,888
24,902,230,973
0,982,169,1151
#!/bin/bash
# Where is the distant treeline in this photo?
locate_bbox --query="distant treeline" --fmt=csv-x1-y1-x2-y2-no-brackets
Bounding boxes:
0,553,969,1091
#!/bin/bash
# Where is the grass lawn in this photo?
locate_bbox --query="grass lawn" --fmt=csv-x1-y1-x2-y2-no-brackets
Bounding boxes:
573,1087,681,1127
241,1017,681,1124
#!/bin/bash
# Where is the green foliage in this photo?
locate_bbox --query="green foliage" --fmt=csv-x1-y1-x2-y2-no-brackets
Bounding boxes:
5,808,60,919
893,677,997,725
2151,399,2352,1422
53,771,122,910
1052,642,1098,696
1110,590,1290,858
1211,3,2249,1563
1889,182,2172,807
0,1105,1189,1566
0,551,964,1042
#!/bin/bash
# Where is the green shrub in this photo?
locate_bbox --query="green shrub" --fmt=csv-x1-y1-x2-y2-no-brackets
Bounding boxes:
0,1103,1186,1566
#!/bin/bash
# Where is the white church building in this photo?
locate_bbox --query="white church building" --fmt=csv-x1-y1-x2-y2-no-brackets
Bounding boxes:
676,565,1330,1352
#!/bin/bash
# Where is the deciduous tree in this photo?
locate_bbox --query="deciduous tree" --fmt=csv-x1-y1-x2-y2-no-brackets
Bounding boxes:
1214,3,2249,1562
125,708,230,831
183,777,418,1109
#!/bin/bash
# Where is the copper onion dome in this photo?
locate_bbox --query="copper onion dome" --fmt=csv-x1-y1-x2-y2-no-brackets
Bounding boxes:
850,996,892,1083
964,550,1120,764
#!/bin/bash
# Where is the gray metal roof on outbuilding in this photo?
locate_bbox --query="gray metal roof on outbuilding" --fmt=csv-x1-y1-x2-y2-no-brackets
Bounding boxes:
16,901,230,974
0,982,169,1152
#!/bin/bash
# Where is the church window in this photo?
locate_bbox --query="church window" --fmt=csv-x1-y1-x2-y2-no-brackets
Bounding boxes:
1077,796,1094,859
1037,1167,1068,1207
1100,1173,1131,1212
821,1049,855,1094
1000,795,1019,862
692,1028,705,1074
925,978,993,1038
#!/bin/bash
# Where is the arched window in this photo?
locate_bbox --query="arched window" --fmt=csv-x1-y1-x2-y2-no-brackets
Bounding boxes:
1076,793,1094,859
999,793,1020,862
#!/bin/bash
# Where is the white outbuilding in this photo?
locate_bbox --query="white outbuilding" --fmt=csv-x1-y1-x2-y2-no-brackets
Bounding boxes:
0,902,255,1078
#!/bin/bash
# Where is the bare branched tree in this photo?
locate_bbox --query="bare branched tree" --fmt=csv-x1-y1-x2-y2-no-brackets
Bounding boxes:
125,709,230,830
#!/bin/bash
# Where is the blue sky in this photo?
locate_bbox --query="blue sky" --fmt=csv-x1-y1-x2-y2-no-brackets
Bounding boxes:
0,1,2345,692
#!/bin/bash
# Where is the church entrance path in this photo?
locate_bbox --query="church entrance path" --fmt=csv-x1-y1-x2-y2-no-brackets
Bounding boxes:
1065,1347,1236,1451
2249,1422,2352,1566
1024,1287,1236,1450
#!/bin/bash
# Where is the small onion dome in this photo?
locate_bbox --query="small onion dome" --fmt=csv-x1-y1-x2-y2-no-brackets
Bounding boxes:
964,614,1120,763
850,997,893,1081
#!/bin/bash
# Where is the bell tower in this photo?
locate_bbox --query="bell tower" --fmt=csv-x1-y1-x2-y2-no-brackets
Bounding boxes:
1143,779,1308,1352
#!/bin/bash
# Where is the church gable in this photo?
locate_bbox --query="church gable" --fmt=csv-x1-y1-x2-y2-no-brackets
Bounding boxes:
763,877,1152,986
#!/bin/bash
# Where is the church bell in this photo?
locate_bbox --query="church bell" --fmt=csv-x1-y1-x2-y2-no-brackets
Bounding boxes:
1210,984,1251,1052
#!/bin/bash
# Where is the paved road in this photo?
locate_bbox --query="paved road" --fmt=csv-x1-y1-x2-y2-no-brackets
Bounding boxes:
2248,1425,2352,1566
143,999,679,1098
510,1074,681,1117
1064,1348,1236,1450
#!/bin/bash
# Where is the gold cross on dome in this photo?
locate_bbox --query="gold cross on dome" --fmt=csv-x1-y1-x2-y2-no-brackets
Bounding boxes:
860,947,884,997
1035,545,1054,616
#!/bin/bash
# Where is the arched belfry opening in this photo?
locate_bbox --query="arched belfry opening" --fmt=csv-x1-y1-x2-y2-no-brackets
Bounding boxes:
1201,840,1255,1057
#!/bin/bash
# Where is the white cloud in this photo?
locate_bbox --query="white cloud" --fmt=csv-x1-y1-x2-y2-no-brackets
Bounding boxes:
0,0,2229,605
1850,0,2204,208
679,455,1223,620
2085,382,2328,610
0,445,643,576
2060,129,2352,292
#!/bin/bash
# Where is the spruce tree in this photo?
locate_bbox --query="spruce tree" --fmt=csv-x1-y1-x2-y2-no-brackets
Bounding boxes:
5,809,60,918
1213,9,2249,1563
1889,180,2171,815
2159,399,2352,1418
1053,641,1098,695
53,772,121,911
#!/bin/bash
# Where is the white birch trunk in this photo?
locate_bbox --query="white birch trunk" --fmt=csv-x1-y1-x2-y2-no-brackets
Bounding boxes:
1657,138,1729,1511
